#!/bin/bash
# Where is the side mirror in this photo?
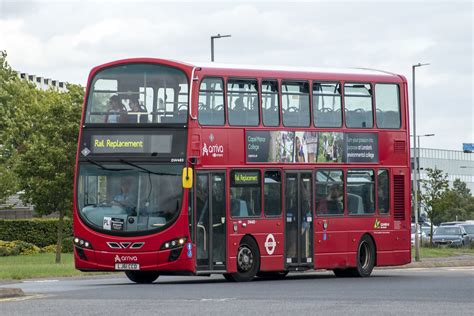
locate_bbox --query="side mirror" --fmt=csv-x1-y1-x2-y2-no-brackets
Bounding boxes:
182,167,193,189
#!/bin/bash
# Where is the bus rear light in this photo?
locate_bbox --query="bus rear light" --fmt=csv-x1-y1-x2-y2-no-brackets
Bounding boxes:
74,237,93,249
161,237,187,250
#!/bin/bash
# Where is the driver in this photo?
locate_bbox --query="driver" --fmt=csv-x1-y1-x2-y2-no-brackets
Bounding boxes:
112,177,137,215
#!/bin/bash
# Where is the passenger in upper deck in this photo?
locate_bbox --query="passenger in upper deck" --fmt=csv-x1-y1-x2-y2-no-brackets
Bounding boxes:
128,97,147,123
105,95,127,123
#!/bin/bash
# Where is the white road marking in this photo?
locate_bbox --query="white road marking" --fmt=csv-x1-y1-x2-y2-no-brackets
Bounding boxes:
200,298,236,302
23,280,59,283
0,294,49,303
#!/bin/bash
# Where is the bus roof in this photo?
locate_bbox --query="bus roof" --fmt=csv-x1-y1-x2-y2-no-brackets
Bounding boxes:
91,58,405,82
191,61,401,79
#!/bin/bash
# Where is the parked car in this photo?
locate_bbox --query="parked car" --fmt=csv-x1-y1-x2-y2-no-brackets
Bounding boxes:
432,225,470,247
420,221,436,238
411,224,427,246
458,223,474,246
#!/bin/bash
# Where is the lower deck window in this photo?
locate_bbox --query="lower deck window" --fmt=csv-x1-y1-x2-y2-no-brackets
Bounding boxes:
347,169,375,214
316,169,344,215
230,170,261,217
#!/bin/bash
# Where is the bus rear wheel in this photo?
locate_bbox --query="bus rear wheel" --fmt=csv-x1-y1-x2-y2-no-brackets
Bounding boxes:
226,237,260,282
353,235,375,277
125,271,160,284
333,235,375,278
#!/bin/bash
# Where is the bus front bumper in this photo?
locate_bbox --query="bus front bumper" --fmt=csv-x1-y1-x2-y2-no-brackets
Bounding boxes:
74,246,195,273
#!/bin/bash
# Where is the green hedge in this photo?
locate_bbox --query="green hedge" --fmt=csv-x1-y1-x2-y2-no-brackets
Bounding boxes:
0,219,73,247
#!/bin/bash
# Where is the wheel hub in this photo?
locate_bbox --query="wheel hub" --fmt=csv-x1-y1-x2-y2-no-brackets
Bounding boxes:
237,246,253,272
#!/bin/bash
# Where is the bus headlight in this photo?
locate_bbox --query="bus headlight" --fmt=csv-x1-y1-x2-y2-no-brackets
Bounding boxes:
161,237,187,250
73,237,93,249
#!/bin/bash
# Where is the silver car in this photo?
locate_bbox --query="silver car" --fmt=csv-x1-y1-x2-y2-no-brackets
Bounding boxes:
459,224,474,246
432,225,470,247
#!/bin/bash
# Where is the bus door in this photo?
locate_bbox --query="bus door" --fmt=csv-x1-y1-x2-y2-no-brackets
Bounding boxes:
195,172,226,271
285,172,314,268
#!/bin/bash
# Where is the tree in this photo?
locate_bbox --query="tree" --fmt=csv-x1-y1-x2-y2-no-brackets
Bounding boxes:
14,86,83,263
436,178,473,223
1,51,84,263
419,167,449,245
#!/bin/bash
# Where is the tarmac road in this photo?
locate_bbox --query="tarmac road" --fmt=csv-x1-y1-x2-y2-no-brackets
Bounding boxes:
1,267,473,315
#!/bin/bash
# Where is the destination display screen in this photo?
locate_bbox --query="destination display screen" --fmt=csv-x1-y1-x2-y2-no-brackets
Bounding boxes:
231,170,260,186
80,129,186,160
246,131,378,163
91,135,172,154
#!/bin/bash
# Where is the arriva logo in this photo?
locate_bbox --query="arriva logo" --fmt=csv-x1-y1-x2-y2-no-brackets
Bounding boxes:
202,143,224,158
114,255,138,263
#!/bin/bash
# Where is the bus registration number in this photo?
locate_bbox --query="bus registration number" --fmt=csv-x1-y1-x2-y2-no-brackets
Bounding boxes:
115,263,140,270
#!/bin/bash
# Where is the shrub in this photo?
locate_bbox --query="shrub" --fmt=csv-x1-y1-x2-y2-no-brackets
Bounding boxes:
0,240,40,256
41,244,57,253
0,218,73,247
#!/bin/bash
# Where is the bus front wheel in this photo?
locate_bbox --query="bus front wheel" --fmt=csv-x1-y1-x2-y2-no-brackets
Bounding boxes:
125,271,160,284
226,237,260,282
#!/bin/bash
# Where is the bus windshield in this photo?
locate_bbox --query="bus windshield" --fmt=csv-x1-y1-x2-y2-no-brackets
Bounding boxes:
77,163,183,233
85,63,188,124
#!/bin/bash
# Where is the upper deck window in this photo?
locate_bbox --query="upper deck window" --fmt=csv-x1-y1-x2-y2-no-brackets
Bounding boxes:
227,79,259,126
262,80,280,127
375,84,401,129
86,63,188,125
344,83,373,128
313,82,342,127
282,81,310,127
198,78,225,126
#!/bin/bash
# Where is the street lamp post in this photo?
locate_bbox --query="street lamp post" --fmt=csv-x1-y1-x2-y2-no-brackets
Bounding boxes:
412,62,430,262
211,34,231,62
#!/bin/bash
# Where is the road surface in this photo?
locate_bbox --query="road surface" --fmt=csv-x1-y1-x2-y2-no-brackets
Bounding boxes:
1,267,473,315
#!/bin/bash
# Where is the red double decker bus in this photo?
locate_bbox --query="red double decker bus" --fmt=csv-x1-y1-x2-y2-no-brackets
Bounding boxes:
74,58,411,283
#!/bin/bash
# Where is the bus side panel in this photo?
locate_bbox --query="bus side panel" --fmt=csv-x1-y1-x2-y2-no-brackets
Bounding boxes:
314,218,349,269
227,219,285,273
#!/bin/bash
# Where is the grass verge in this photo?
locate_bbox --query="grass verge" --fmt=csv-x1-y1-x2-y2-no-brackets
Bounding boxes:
412,246,474,258
0,253,111,280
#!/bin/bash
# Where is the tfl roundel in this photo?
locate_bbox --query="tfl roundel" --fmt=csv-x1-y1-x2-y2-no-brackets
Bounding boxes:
264,234,276,255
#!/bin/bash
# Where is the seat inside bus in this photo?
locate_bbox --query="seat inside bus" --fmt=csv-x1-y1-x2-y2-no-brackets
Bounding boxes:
347,193,364,214
231,199,249,217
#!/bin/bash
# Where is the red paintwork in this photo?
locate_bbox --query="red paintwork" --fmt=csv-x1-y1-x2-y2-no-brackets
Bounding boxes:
74,58,411,275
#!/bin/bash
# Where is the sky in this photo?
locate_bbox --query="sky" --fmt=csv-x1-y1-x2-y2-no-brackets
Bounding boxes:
0,0,472,151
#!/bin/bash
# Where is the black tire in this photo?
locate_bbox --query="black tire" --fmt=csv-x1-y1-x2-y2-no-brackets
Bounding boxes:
229,236,260,282
125,271,160,284
353,235,375,277
257,271,289,279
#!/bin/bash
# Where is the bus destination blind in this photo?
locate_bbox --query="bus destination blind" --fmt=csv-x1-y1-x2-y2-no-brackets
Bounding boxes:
91,134,172,154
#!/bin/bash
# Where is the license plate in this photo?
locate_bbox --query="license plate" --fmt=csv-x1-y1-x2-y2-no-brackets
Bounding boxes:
115,263,140,270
